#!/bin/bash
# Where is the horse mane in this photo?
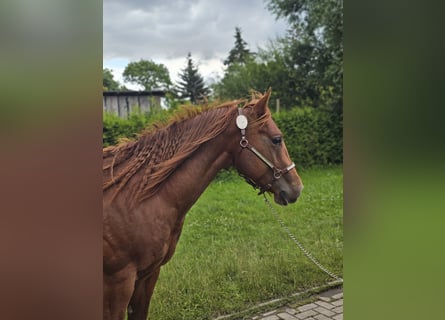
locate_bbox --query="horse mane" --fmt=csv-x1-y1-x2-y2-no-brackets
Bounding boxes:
103,92,271,206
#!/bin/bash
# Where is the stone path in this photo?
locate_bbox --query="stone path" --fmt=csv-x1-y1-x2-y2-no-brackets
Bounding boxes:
247,287,343,320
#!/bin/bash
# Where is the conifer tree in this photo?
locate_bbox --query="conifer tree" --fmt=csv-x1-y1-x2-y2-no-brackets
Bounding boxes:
175,53,210,104
224,27,253,66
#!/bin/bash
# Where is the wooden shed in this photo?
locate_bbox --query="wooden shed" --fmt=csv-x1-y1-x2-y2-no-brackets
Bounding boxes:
103,90,166,118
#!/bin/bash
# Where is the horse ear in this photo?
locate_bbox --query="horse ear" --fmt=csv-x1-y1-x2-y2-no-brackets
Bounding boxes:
254,88,271,116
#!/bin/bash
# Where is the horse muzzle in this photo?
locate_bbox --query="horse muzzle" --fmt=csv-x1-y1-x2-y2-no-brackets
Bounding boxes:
273,183,303,206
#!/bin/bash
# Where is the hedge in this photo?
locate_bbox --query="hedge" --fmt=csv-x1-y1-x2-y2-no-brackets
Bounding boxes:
103,109,175,147
273,107,343,168
103,107,342,168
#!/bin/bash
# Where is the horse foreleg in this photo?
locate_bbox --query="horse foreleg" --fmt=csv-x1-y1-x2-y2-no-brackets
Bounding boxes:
103,267,137,320
127,268,161,320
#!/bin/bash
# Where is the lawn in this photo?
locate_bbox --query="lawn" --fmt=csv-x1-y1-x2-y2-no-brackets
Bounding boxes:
149,165,343,319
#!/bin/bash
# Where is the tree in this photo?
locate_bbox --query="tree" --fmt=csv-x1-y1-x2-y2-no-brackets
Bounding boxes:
266,0,343,111
123,59,172,91
103,68,121,91
213,27,262,101
213,1,342,111
212,47,294,110
224,27,254,67
213,60,266,101
175,53,210,104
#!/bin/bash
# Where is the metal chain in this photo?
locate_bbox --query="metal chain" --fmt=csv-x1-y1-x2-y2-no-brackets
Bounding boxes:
263,194,343,282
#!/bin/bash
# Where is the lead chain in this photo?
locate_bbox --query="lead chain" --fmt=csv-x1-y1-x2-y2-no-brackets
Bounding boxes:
263,194,343,282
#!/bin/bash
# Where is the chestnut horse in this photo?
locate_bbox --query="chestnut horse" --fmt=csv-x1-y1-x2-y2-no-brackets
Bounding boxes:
103,90,303,320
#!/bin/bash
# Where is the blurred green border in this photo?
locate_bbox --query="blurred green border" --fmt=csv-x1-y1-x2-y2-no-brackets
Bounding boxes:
345,0,445,319
0,1,103,320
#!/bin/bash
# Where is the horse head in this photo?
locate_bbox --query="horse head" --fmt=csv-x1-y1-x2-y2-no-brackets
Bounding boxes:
233,89,303,205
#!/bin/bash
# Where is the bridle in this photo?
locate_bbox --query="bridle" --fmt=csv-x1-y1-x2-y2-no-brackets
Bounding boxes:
236,108,296,195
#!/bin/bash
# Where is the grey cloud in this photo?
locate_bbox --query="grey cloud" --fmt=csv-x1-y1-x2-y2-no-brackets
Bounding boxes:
104,0,287,77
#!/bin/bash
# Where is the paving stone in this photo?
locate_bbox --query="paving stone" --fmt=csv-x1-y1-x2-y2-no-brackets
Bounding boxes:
333,314,343,320
319,287,342,299
314,315,331,320
332,293,343,300
332,299,343,307
261,315,280,320
297,303,317,312
315,301,334,309
243,289,342,320
314,307,335,317
332,306,343,314
295,310,317,319
318,296,332,302
283,307,297,315
277,312,298,320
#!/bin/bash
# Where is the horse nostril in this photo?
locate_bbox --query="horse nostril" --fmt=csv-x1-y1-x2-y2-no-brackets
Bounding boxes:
279,191,289,205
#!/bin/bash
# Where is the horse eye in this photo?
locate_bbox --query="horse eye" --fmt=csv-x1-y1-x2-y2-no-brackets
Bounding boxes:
272,136,282,145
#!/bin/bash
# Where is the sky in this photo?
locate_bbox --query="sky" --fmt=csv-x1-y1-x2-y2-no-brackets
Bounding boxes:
103,0,289,90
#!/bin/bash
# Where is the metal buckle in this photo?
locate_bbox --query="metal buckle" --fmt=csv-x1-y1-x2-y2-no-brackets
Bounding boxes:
240,137,249,148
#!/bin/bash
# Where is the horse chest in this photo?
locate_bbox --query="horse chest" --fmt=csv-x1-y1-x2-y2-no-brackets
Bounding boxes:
163,225,184,263
134,217,184,281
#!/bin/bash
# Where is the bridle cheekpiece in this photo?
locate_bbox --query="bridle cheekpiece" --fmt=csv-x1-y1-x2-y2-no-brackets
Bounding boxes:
236,108,296,195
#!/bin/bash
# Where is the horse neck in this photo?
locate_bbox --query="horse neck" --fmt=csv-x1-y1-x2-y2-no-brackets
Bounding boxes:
155,127,237,215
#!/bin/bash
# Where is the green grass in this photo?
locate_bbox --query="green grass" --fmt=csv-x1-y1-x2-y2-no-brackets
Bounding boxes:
149,166,343,319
